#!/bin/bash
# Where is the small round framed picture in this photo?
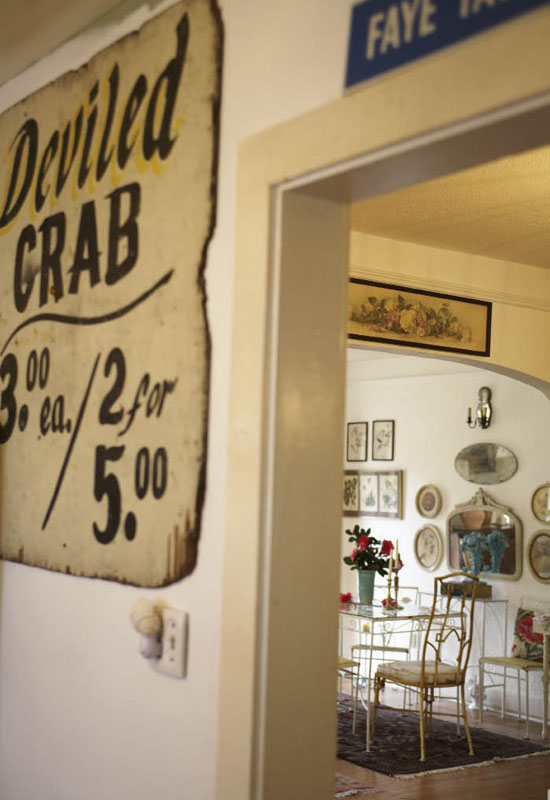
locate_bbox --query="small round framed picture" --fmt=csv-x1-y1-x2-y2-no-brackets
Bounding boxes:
528,530,550,583
531,483,550,523
415,484,442,518
414,525,444,572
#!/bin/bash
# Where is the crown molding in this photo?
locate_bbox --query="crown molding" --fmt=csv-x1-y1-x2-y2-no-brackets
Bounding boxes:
350,264,550,312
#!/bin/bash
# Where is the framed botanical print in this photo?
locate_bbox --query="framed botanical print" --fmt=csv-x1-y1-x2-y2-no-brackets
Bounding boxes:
359,472,378,514
347,421,368,462
342,471,360,516
372,420,394,461
414,525,444,571
343,470,402,519
528,530,550,583
378,471,401,516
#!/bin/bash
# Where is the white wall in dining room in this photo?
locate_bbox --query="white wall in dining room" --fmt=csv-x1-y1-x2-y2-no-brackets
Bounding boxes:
341,350,550,715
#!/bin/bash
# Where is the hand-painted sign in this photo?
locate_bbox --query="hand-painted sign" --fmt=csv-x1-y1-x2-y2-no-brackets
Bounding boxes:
345,0,546,89
0,0,222,586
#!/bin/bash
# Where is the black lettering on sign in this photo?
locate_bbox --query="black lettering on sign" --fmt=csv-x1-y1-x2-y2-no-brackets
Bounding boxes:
26,349,38,391
0,12,190,232
134,446,168,500
40,394,71,435
13,225,37,313
0,120,38,228
56,108,84,198
105,182,140,285
68,201,101,294
51,395,70,433
152,447,168,499
18,404,28,432
40,396,51,435
12,182,141,313
135,446,149,499
26,348,50,391
117,76,147,170
0,353,18,444
99,347,125,425
96,65,120,182
93,444,125,545
142,14,189,162
39,212,66,306
119,373,177,436
119,373,149,436
78,81,99,189
146,378,177,418
35,130,59,214
39,348,50,389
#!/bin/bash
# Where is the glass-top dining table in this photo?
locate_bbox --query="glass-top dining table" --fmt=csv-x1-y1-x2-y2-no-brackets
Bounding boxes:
339,601,464,750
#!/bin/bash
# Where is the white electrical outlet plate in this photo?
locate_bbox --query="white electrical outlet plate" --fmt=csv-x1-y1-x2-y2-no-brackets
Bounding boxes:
155,607,188,678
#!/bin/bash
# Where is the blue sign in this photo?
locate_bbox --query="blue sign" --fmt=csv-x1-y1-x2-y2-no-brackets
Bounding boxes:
345,0,547,89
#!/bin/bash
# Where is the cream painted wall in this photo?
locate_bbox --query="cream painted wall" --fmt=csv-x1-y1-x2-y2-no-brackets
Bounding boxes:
0,2,549,799
342,358,550,713
350,232,550,385
0,1,357,799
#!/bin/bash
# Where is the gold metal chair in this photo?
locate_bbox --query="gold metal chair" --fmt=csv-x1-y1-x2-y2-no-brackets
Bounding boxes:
478,597,548,738
371,572,479,762
337,656,360,732
351,586,421,715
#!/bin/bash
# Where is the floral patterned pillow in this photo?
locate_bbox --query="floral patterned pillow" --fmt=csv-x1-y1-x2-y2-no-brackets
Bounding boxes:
511,608,544,662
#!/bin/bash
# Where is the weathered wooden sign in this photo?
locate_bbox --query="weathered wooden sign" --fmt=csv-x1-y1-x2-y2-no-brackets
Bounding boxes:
0,0,222,586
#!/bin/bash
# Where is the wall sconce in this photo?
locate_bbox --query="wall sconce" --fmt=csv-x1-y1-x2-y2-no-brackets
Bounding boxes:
467,387,492,429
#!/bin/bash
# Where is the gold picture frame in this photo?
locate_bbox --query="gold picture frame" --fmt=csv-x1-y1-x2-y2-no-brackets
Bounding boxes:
531,483,550,523
415,484,442,518
528,530,550,583
414,525,444,572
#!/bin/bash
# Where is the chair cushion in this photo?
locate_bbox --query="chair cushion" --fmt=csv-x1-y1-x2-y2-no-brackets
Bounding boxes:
376,659,460,685
338,657,360,670
511,608,544,662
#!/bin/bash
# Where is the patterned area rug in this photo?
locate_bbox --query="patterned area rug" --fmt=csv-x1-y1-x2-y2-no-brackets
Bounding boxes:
338,702,550,777
335,772,382,797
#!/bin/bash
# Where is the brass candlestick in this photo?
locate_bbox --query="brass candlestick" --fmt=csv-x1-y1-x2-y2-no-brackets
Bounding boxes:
394,574,402,609
386,567,393,605
384,570,402,611
383,543,403,611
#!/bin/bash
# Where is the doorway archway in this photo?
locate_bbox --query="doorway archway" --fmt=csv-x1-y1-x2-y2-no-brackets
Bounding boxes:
218,24,550,798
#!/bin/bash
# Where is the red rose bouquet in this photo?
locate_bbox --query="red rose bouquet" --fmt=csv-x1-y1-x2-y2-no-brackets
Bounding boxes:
343,525,399,577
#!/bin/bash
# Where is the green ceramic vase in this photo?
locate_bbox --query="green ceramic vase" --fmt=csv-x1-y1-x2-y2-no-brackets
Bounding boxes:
357,569,375,604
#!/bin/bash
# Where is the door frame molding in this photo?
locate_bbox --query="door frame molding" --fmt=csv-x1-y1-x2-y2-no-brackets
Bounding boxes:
217,10,550,799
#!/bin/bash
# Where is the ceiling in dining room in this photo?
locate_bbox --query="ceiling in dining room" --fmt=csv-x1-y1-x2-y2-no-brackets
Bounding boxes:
351,145,550,270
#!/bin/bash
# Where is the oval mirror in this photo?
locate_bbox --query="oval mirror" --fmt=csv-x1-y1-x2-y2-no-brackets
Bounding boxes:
454,443,518,485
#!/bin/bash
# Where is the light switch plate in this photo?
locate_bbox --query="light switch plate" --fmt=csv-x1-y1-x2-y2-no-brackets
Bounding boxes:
155,607,188,678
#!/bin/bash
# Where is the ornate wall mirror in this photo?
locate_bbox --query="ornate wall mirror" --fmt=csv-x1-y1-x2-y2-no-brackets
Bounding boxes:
447,488,522,580
454,442,518,485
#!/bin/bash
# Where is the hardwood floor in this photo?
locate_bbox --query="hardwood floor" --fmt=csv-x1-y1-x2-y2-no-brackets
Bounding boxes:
336,688,550,800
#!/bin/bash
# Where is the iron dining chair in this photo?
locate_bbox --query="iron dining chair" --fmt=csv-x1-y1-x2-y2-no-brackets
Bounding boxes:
370,572,479,762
